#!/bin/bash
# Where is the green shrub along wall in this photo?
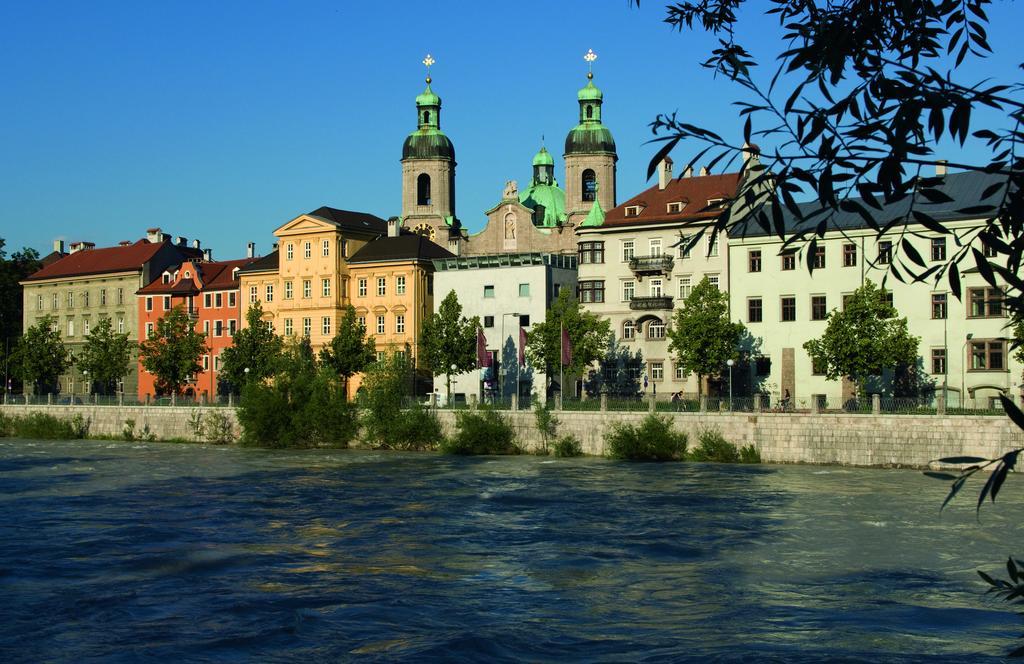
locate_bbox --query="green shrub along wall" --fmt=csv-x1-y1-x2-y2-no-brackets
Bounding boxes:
2,404,1022,468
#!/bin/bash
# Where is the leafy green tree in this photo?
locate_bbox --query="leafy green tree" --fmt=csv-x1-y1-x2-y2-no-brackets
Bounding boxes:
319,305,376,398
77,317,132,395
667,277,744,398
138,305,207,396
420,290,480,400
803,281,920,400
358,349,440,450
219,301,284,393
0,238,42,387
525,289,610,392
11,315,69,394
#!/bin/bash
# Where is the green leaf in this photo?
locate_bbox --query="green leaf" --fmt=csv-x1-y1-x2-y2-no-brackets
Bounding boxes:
937,456,988,464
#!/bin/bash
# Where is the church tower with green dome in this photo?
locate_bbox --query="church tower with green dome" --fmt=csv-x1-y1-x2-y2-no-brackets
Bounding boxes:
401,56,458,247
564,50,617,225
518,145,567,228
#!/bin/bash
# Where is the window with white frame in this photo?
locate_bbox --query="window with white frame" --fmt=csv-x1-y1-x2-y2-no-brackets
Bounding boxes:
83,319,90,335
303,280,311,299
163,295,171,310
396,275,406,295
648,322,666,339
117,288,124,305
376,315,385,335
396,314,405,334
707,234,719,257
286,243,294,260
358,278,367,297
678,276,692,300
649,238,662,256
284,318,293,336
117,318,124,334
52,293,59,309
679,238,693,259
249,286,258,303
322,239,330,257
229,319,237,335
322,317,331,336
265,285,274,302
377,277,386,296
675,363,686,380
322,279,331,297
650,362,664,381
303,241,311,259
621,240,635,262
284,281,293,299
214,320,223,337
36,295,42,310
623,320,635,340
649,278,663,297
204,293,212,308
706,274,720,290
622,280,635,302
99,289,106,306
302,317,311,337
145,296,152,312
146,322,154,338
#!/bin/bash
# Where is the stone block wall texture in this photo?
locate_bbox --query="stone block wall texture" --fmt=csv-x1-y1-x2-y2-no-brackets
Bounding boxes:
3,404,1022,468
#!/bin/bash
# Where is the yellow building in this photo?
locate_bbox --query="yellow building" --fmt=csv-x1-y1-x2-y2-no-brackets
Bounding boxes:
347,227,454,371
237,207,387,346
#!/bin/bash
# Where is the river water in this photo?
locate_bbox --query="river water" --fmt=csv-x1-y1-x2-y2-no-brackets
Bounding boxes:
0,438,1021,662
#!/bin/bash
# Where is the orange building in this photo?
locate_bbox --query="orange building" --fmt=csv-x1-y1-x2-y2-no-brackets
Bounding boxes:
136,257,255,400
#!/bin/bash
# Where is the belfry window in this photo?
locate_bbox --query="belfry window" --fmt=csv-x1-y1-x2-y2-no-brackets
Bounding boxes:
422,110,431,125
586,105,593,120
582,169,597,202
417,173,431,206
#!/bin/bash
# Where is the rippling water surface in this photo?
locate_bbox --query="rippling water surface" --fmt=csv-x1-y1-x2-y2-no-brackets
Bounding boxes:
0,438,1022,662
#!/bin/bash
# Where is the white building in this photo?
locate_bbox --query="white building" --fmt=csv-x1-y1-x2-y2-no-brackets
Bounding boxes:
727,169,1021,408
431,253,578,403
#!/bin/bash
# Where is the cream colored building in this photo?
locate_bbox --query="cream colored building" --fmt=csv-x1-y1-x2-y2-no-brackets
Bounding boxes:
727,169,1021,408
575,160,741,396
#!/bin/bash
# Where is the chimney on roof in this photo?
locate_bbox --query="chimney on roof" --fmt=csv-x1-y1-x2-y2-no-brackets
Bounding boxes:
658,157,674,191
203,248,212,261
119,240,131,247
246,242,255,259
272,242,279,252
53,239,64,254
191,239,201,250
175,236,187,247
146,227,162,243
387,216,400,238
742,142,761,170
682,166,693,178
699,166,709,177
935,159,948,176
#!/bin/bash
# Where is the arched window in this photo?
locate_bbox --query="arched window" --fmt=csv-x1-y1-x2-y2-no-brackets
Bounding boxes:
622,320,635,340
582,169,597,202
586,105,593,120
417,173,431,206
422,110,431,125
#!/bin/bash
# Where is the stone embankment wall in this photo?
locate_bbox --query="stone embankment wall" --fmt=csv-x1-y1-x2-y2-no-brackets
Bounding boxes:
3,404,1022,468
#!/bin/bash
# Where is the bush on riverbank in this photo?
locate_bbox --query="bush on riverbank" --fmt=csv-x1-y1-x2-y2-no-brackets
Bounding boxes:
1,412,90,439
440,408,518,455
606,414,687,461
552,434,583,457
359,352,441,450
688,428,761,464
238,339,356,448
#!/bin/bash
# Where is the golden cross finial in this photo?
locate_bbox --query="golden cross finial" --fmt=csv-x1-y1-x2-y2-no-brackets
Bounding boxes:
584,48,597,79
422,54,435,84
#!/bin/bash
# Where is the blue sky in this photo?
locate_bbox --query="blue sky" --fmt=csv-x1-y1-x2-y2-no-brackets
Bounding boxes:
1,1,1021,259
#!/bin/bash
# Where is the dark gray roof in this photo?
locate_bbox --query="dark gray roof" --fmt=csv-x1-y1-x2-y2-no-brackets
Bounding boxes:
235,250,278,274
732,170,1008,238
308,207,388,235
348,234,454,264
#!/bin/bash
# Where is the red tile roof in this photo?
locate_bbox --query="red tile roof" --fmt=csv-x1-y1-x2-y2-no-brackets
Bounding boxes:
137,258,256,295
24,239,199,281
601,172,742,227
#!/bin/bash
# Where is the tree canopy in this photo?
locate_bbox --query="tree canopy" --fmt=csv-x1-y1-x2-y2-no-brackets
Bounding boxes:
667,277,744,397
0,238,42,381
138,305,207,396
420,290,479,399
219,302,284,392
77,317,132,395
525,288,610,387
803,281,920,398
319,305,376,397
11,315,68,394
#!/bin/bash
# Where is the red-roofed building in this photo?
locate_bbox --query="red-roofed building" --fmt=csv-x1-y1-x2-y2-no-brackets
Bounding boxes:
574,158,748,397
20,229,203,396
136,257,257,401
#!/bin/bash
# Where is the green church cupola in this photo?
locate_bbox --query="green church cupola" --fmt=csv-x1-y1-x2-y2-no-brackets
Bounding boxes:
402,55,455,161
565,50,616,157
532,145,555,185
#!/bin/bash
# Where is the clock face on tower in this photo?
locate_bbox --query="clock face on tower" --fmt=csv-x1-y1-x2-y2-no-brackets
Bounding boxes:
413,223,435,241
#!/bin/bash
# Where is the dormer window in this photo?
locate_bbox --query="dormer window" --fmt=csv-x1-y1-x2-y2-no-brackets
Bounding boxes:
625,205,644,218
184,271,191,278
707,197,727,209
162,273,170,284
667,202,684,214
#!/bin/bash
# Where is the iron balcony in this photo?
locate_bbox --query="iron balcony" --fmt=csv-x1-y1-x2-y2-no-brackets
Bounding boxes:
629,296,674,311
628,254,674,276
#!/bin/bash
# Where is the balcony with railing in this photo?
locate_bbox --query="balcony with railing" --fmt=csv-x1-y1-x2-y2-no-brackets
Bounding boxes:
628,254,674,276
629,295,674,311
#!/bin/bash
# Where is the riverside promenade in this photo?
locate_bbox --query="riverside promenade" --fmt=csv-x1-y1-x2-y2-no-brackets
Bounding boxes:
2,401,1021,468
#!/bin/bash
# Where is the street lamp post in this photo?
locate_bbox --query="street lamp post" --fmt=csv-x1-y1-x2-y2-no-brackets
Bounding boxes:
961,333,974,409
726,359,734,411
83,369,89,398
